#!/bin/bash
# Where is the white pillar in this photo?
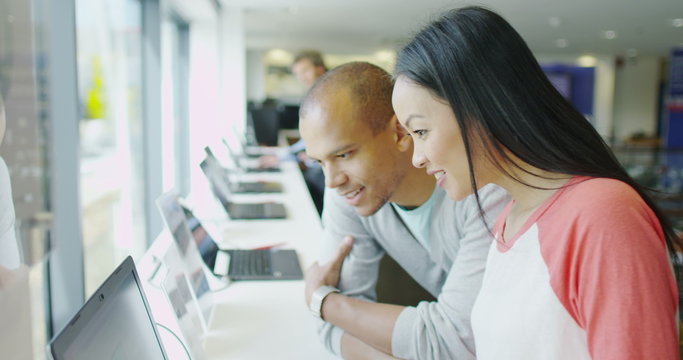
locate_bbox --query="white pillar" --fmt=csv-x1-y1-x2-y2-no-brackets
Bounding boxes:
219,7,247,140
593,55,616,141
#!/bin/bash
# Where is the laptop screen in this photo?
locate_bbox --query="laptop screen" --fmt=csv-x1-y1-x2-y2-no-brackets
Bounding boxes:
203,146,218,164
182,205,220,271
49,256,167,360
200,156,233,204
156,190,213,300
156,190,214,331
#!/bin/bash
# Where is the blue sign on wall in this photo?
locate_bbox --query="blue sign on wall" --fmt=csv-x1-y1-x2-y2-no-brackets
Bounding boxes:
665,48,683,148
541,64,595,117
669,48,683,97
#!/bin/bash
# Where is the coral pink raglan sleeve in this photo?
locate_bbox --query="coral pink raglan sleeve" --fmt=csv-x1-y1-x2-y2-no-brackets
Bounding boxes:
540,179,679,360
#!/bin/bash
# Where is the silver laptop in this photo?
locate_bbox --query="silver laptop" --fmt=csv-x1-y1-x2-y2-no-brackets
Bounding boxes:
48,256,168,360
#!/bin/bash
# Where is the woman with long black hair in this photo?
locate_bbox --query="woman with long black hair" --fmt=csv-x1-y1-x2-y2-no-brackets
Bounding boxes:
392,6,680,359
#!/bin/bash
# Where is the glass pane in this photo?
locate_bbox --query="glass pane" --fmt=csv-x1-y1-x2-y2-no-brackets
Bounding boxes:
161,17,178,192
0,0,51,358
75,0,146,297
161,15,189,195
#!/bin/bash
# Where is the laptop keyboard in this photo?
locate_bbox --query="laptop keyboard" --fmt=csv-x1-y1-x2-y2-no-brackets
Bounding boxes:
229,250,272,276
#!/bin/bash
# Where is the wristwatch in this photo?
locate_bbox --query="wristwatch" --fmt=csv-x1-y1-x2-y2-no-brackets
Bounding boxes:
309,285,340,319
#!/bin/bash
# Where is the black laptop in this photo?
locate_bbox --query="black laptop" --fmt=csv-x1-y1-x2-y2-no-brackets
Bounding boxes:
48,257,168,360
200,157,287,219
182,205,303,280
222,138,281,173
236,119,278,158
204,147,283,193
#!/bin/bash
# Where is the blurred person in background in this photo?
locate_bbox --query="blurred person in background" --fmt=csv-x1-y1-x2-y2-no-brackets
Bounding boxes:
259,50,328,214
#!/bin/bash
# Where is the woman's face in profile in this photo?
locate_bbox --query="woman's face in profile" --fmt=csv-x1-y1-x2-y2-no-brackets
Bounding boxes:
392,76,476,200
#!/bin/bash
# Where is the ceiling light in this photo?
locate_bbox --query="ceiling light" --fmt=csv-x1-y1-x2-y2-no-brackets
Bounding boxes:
602,30,618,40
374,50,395,62
671,18,683,28
577,55,597,67
555,38,569,48
265,49,293,64
548,17,561,28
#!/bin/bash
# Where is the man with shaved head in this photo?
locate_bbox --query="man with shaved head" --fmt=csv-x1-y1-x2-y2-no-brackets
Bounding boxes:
301,62,509,359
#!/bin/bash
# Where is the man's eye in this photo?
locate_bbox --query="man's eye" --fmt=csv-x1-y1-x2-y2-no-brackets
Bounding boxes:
413,130,427,137
336,151,351,159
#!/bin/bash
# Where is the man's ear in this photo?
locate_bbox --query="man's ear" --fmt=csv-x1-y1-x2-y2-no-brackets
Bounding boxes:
391,115,412,152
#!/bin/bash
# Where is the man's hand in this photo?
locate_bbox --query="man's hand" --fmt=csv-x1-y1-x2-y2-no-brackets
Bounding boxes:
296,152,309,163
296,152,311,171
258,155,279,168
305,236,354,306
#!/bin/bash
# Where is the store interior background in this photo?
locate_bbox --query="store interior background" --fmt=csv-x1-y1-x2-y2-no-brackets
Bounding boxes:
240,0,683,228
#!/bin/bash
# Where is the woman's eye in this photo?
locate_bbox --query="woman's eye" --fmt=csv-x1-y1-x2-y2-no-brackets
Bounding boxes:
413,129,427,138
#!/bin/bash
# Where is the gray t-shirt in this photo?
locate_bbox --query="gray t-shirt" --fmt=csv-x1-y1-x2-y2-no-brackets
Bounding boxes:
317,183,509,359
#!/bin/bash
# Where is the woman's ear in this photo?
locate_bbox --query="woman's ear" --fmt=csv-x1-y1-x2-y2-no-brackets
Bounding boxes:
391,115,412,152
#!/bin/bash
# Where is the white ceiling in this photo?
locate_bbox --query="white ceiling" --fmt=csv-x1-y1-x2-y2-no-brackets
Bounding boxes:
224,0,683,57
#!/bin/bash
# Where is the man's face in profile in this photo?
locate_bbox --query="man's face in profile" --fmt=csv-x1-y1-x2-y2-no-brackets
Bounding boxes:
301,91,407,216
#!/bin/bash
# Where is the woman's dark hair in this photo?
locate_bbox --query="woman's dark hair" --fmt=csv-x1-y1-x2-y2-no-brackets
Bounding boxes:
394,6,681,260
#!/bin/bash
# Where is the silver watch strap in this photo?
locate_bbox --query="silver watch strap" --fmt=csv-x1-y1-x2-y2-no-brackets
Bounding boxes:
309,285,340,319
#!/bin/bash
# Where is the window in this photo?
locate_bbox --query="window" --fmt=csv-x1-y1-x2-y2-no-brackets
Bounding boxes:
75,0,146,296
161,13,190,195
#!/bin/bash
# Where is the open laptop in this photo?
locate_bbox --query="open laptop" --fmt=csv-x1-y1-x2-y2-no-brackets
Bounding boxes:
200,157,287,219
182,205,303,280
48,256,168,360
221,138,281,173
204,147,283,193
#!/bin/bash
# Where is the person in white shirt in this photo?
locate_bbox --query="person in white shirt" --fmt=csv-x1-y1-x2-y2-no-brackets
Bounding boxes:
0,95,19,270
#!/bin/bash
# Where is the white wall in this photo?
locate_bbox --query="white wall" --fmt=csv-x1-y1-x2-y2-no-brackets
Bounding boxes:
593,57,617,139
220,8,246,135
219,7,248,154
246,49,266,102
612,56,661,142
186,10,224,194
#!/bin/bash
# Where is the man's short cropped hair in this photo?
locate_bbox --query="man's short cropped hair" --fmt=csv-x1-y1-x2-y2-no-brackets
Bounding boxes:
300,62,395,136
